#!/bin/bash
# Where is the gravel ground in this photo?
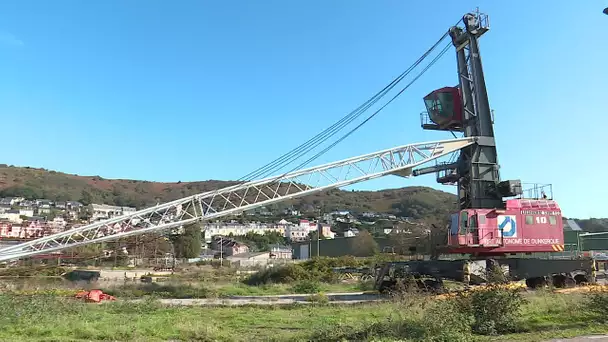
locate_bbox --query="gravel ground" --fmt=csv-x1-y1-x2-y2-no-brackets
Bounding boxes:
125,292,384,306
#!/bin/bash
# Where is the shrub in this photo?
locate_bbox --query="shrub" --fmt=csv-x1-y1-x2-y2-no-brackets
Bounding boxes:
356,279,375,291
310,317,424,341
102,283,217,299
586,290,608,321
243,264,306,285
456,285,526,335
291,280,321,294
244,256,372,286
0,266,68,277
306,292,329,304
423,298,474,342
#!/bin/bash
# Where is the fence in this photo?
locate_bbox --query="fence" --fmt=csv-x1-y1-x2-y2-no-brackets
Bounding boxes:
228,258,294,269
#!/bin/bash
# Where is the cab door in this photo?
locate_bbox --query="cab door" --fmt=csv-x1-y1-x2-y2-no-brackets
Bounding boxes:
457,211,473,245
456,210,479,246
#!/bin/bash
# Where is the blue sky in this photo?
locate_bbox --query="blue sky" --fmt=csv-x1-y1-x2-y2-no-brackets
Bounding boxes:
0,1,606,219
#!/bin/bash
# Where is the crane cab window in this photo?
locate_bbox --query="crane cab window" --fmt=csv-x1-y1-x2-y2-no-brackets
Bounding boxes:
469,215,478,233
478,215,486,224
525,215,534,225
549,215,557,225
459,211,468,235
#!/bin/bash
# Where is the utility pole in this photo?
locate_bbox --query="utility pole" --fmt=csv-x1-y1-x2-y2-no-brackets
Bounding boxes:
220,235,223,267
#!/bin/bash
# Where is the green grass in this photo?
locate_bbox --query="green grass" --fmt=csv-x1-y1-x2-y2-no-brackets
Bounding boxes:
0,295,389,341
480,291,608,341
0,291,606,341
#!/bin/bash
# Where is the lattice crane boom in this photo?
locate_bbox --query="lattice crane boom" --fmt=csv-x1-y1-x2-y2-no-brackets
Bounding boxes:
0,137,476,261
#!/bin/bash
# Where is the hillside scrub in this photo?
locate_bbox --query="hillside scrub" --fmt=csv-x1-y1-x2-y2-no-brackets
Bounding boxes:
244,256,369,285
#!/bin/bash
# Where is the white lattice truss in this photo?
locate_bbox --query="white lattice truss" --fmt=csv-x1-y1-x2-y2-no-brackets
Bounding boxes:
0,137,476,261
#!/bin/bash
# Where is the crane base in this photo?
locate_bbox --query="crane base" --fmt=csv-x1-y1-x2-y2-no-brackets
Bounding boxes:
374,258,595,292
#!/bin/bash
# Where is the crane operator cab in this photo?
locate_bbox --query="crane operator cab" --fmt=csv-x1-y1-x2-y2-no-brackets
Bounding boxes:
422,87,464,131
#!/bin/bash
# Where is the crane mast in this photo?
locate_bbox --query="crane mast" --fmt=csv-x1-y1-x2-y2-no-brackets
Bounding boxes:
416,11,522,209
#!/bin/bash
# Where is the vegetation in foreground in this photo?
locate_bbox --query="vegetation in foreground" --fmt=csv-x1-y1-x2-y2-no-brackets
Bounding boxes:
0,288,607,341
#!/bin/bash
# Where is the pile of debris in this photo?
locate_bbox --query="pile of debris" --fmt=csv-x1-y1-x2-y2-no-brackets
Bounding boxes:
75,289,116,303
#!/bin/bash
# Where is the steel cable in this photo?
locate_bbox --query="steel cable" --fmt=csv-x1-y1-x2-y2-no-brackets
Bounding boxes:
238,31,450,182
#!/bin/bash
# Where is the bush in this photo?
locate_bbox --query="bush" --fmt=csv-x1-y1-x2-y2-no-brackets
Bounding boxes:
423,298,474,342
291,280,321,294
455,285,526,335
244,257,368,286
244,264,307,285
586,290,608,321
102,283,217,299
0,266,68,277
306,292,329,304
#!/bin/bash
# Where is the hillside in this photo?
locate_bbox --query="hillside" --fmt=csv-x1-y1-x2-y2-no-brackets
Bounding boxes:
0,164,604,230
0,165,457,222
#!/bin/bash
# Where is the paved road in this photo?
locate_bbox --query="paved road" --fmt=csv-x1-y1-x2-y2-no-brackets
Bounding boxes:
544,336,608,342
127,292,384,306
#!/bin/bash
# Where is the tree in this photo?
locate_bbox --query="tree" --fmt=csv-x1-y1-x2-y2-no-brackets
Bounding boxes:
170,223,202,259
387,222,435,255
78,206,92,222
79,190,94,206
233,231,286,252
350,230,378,257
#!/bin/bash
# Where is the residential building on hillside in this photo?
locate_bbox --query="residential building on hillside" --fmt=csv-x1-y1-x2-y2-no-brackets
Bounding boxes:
37,207,51,215
0,197,24,206
211,236,249,256
48,217,67,233
285,225,308,241
269,246,292,259
284,219,335,241
19,200,35,208
66,201,84,211
0,210,22,223
202,222,287,242
344,228,359,237
18,208,34,217
361,212,379,218
0,221,49,239
35,199,53,208
90,204,137,221
283,209,300,216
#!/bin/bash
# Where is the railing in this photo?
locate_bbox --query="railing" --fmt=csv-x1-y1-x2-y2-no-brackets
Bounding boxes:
419,111,464,132
518,183,554,200
420,111,435,128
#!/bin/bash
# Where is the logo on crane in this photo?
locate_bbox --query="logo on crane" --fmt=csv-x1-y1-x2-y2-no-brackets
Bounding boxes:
498,215,517,238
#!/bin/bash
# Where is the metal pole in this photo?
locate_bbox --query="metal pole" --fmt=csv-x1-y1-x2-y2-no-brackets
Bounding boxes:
171,243,176,270
220,235,223,267
317,225,320,257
